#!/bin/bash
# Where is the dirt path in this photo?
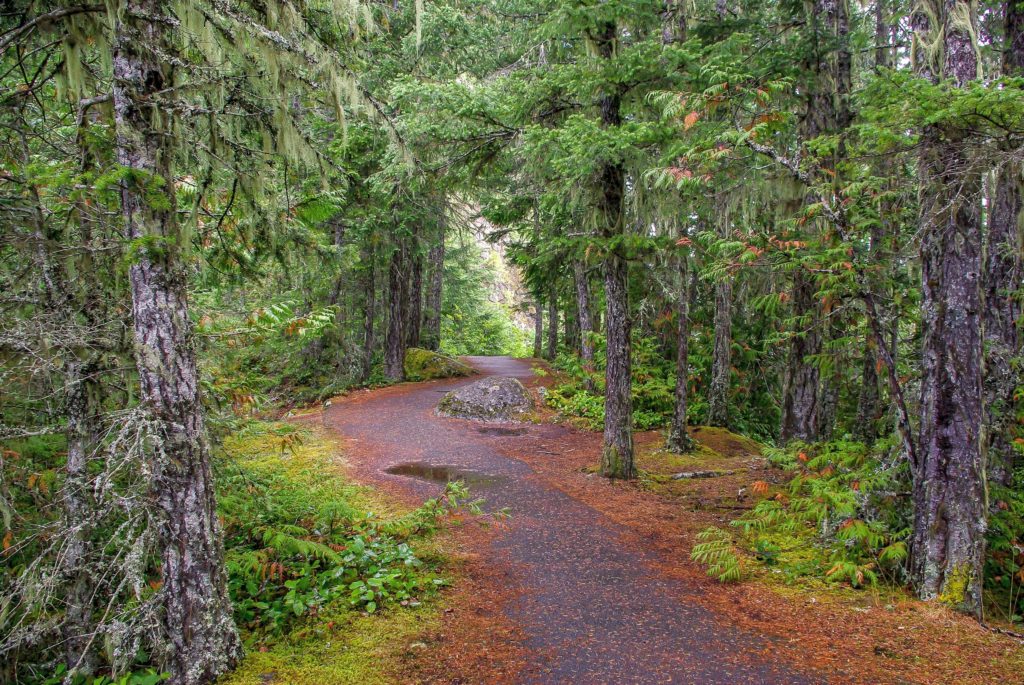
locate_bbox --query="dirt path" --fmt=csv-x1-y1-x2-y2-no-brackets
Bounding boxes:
322,356,819,684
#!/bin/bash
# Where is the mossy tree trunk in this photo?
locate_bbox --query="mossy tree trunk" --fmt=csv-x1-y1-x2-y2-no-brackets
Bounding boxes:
112,2,241,681
909,0,987,617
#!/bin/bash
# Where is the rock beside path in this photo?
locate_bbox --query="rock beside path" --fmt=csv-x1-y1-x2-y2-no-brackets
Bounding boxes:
404,348,473,381
437,376,534,421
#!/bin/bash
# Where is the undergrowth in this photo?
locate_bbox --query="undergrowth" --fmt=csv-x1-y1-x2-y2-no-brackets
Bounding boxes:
690,437,1024,626
218,421,476,645
544,332,778,440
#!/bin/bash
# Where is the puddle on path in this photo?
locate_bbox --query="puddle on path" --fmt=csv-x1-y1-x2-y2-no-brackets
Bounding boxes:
384,461,508,487
475,426,527,436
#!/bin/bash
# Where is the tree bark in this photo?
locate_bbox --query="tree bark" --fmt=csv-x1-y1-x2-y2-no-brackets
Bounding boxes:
112,4,241,681
533,299,543,358
422,210,445,351
594,20,634,479
573,260,596,391
856,220,886,444
546,285,558,360
984,0,1024,485
384,237,408,381
780,271,821,443
707,277,733,428
780,0,838,443
360,245,376,383
406,234,423,349
667,235,694,453
856,1,894,443
909,0,986,616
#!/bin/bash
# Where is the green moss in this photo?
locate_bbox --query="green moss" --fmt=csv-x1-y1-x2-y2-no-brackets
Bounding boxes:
404,348,473,381
938,564,973,609
221,600,441,685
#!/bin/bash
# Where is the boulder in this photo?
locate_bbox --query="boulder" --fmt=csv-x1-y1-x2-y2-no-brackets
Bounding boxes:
404,348,473,381
437,376,534,421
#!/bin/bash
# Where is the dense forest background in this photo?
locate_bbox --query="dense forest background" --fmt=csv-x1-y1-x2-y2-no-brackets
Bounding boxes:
1,0,1022,683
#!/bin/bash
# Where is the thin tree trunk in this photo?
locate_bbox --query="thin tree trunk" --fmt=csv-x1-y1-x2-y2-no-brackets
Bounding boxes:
856,220,885,443
855,3,893,443
909,0,986,616
707,214,732,431
594,19,634,479
360,246,376,383
384,238,407,381
984,0,1024,485
546,285,558,360
422,211,445,351
573,260,596,391
533,299,543,358
817,322,842,440
407,237,423,349
112,4,241,681
667,233,693,453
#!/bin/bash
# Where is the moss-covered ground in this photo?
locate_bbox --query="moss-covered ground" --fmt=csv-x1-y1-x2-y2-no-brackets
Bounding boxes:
217,423,456,684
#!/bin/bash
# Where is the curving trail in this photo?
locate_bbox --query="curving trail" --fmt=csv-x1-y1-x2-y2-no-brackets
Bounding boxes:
322,356,820,684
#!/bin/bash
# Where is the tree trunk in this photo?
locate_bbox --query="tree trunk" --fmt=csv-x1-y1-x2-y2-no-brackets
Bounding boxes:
61,358,100,675
360,246,376,383
384,238,407,381
594,20,633,479
667,236,693,453
533,299,543,358
112,5,241,681
546,285,558,360
984,0,1024,485
707,264,732,427
422,215,445,351
817,322,842,440
780,0,838,443
780,271,821,443
661,0,687,44
909,0,986,616
407,237,423,349
573,260,596,391
856,2,894,443
856,220,885,444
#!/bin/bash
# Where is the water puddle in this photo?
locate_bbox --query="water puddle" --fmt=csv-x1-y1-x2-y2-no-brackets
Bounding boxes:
476,426,527,436
384,461,507,487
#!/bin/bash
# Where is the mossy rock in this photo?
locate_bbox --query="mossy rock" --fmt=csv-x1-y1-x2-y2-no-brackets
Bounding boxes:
404,348,473,381
437,376,534,421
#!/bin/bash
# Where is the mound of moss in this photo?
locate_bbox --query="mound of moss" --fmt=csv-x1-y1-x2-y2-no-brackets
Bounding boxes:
404,348,473,381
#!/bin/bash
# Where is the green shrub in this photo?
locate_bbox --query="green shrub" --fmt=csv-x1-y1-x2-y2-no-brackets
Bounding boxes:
693,438,911,589
218,422,472,642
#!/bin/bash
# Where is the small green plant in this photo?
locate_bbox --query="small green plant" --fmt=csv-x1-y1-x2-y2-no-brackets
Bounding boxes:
691,527,743,582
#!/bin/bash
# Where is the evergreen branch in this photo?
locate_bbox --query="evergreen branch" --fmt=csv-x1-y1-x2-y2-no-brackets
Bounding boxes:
0,5,105,54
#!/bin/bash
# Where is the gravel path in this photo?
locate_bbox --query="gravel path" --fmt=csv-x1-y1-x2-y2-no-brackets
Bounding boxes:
322,356,819,684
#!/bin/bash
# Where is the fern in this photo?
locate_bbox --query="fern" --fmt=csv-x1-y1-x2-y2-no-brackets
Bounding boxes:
691,527,743,583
